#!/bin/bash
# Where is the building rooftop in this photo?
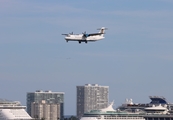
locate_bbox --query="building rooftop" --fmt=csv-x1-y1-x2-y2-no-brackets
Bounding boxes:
27,90,64,94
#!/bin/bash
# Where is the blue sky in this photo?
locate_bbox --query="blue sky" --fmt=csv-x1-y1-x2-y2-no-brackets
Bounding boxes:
0,0,173,115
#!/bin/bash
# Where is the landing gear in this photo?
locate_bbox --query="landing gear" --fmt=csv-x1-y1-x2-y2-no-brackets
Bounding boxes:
66,40,68,42
78,41,87,44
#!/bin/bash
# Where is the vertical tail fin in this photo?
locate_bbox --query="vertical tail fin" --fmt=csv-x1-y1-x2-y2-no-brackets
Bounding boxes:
98,27,107,36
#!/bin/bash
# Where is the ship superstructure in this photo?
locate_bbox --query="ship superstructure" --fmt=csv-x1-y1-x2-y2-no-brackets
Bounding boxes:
80,96,173,120
117,96,173,113
0,99,32,120
80,102,145,120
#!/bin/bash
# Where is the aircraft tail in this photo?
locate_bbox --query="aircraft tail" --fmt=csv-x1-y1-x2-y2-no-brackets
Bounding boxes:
98,27,107,36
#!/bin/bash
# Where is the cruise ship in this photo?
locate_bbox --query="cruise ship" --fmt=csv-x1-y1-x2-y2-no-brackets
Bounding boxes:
80,96,173,120
80,102,145,120
117,96,173,113
0,99,32,120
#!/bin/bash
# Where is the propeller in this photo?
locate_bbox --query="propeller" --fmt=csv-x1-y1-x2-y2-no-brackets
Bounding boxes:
82,31,86,34
82,31,89,38
62,32,73,36
69,32,73,35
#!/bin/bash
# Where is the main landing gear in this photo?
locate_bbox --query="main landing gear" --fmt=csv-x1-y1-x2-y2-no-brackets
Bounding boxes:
78,41,87,44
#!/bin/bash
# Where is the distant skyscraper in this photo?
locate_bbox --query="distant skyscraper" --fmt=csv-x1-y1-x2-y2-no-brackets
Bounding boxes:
27,90,64,119
76,84,109,118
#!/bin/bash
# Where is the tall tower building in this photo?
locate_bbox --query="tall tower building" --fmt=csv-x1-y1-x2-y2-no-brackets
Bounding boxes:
27,90,64,119
76,84,109,118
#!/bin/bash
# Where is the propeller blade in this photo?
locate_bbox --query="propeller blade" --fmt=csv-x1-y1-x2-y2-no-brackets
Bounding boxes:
69,32,73,34
82,31,86,34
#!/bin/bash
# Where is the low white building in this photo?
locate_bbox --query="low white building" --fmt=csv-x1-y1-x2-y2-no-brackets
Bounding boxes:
31,100,60,120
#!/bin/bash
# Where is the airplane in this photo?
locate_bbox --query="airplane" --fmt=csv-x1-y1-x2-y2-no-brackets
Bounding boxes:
62,27,107,44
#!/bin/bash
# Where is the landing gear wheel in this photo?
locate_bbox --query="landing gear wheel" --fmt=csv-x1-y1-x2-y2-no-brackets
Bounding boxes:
79,41,81,44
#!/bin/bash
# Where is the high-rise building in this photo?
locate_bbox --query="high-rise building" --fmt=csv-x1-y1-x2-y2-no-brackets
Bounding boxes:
31,100,60,120
76,84,109,118
27,90,64,119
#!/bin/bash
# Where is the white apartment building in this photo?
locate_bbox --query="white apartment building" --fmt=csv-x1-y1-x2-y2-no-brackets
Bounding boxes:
31,100,60,120
27,90,64,119
76,84,109,118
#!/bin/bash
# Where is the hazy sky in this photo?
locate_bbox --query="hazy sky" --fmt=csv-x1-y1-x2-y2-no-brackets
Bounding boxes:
0,0,173,115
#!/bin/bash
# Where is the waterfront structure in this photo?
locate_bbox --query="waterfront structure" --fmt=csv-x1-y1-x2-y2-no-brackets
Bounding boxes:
31,100,60,120
80,98,173,120
117,96,173,113
0,99,32,120
80,102,145,120
77,84,109,118
27,90,64,119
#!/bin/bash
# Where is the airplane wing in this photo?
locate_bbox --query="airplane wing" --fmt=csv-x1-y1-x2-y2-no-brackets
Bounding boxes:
62,34,69,36
83,33,104,37
88,33,103,36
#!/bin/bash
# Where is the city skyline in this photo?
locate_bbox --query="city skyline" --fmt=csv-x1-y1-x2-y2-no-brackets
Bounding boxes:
0,0,173,115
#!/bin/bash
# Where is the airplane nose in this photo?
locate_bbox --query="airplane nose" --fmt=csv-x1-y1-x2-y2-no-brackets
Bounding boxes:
65,37,69,40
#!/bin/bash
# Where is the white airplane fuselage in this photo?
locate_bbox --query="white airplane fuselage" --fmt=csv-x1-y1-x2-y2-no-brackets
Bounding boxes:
62,27,107,43
65,34,104,42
